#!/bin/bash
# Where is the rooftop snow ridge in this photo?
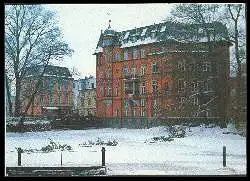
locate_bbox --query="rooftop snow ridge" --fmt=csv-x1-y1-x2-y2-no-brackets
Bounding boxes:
95,21,229,50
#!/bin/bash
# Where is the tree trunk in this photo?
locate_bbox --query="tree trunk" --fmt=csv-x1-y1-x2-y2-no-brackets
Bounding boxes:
234,20,242,129
15,78,21,117
5,74,13,117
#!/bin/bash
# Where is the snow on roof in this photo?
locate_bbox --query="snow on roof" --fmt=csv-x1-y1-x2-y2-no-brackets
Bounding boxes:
123,31,130,40
121,37,159,48
160,25,166,32
94,47,103,54
141,28,147,36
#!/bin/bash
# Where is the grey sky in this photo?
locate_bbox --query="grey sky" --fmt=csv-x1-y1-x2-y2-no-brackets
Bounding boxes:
46,4,174,78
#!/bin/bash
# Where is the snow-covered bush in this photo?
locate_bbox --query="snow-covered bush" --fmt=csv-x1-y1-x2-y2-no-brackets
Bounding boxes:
41,139,72,153
169,125,186,138
79,138,118,147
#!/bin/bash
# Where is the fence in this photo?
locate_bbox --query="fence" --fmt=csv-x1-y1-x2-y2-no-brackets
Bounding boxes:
95,117,222,129
6,147,107,176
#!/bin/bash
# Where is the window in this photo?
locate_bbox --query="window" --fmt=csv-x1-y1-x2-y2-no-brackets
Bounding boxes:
131,67,136,78
64,80,68,90
140,49,146,58
91,83,94,89
73,83,75,89
165,82,169,92
191,81,199,92
178,79,184,92
65,93,68,104
57,94,61,104
125,109,128,117
189,62,196,72
40,95,44,104
124,100,129,109
192,96,199,106
203,79,213,92
107,51,112,62
123,65,129,74
124,50,129,60
114,87,118,96
132,49,138,59
107,69,111,78
115,52,120,61
140,82,146,94
141,107,146,117
152,63,158,73
108,83,112,96
132,107,136,117
88,99,91,106
116,109,119,117
202,62,211,72
50,94,53,104
58,82,61,90
141,99,145,107
141,65,146,75
152,80,158,93
178,61,186,72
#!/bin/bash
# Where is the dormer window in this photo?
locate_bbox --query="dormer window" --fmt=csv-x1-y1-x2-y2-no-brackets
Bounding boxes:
152,32,156,38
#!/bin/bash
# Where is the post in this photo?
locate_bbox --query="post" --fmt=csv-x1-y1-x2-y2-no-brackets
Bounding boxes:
17,147,22,166
101,147,106,166
223,146,226,167
61,151,62,166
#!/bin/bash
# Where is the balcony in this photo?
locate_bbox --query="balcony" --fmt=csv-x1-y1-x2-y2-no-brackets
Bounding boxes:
124,73,138,80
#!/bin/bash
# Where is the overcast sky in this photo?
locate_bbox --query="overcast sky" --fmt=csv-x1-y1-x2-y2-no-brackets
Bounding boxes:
45,4,174,78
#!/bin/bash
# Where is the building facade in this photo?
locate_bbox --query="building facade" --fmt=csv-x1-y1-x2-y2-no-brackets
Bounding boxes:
21,65,73,119
79,88,96,116
229,63,247,131
72,76,96,113
94,21,232,124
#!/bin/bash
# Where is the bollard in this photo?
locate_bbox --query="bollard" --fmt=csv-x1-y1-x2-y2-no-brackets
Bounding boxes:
17,147,22,166
101,147,106,166
223,146,226,167
61,152,63,166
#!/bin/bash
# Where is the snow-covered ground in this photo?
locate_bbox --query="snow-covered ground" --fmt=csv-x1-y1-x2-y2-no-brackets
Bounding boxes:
5,125,246,175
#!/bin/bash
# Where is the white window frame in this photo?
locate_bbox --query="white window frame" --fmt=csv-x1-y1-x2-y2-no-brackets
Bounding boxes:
192,96,199,106
132,49,138,60
131,67,136,78
152,80,158,93
141,65,146,75
140,82,146,94
140,49,146,58
178,79,184,92
141,107,146,117
115,52,120,61
141,99,145,107
202,62,211,72
152,63,158,73
191,81,199,92
125,109,128,117
124,50,129,60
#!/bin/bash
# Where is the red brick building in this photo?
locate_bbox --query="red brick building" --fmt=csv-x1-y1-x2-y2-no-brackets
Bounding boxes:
21,65,73,119
94,21,232,124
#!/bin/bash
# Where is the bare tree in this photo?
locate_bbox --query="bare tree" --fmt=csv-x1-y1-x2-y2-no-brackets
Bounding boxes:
226,4,246,126
167,3,246,127
5,5,73,119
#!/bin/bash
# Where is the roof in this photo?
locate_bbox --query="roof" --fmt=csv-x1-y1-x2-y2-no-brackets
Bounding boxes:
94,21,230,51
25,65,72,78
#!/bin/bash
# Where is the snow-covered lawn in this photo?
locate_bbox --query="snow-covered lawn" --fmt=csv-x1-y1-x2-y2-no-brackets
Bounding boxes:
5,125,246,175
